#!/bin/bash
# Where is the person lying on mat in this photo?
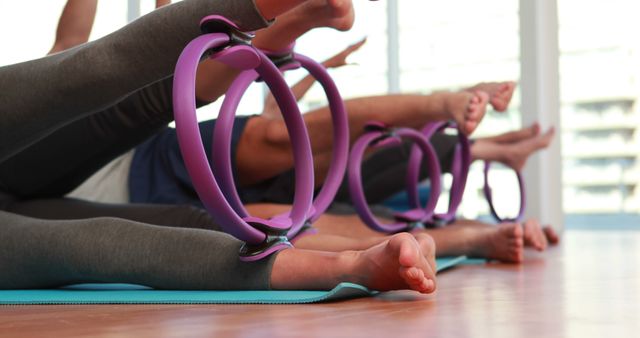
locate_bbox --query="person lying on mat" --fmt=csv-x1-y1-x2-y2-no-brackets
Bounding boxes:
0,0,438,294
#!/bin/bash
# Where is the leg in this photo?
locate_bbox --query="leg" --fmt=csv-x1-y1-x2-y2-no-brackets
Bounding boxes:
0,0,270,162
49,0,98,54
422,224,524,263
6,197,221,231
455,218,560,250
0,78,176,197
471,126,555,171
332,135,458,205
0,210,435,292
480,122,540,144
1,0,356,196
0,211,273,290
238,91,488,186
310,211,524,263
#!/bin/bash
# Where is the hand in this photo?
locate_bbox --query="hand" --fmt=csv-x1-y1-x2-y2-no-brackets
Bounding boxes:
322,37,367,69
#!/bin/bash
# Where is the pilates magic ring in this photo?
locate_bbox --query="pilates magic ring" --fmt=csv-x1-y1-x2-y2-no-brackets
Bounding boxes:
483,161,526,223
406,121,472,226
211,49,349,240
173,16,312,261
348,122,442,233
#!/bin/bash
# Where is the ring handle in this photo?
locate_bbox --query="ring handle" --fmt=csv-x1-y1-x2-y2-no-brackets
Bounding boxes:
483,161,526,223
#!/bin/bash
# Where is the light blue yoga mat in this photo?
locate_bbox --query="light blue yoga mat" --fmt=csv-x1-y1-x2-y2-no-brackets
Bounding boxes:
0,282,372,305
436,255,468,271
0,256,468,305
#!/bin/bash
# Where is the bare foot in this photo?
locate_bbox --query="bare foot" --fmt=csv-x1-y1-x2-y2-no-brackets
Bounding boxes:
466,223,524,263
352,233,436,293
445,90,489,136
294,230,438,273
311,0,355,32
543,226,560,245
502,127,555,171
488,122,540,144
413,233,437,274
254,0,355,51
522,219,549,251
270,233,436,293
467,81,516,112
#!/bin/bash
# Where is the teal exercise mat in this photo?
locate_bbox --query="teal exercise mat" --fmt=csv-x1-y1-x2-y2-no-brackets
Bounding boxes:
0,256,470,305
0,282,374,305
435,255,468,272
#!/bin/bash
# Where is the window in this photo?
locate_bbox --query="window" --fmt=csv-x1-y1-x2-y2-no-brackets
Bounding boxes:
398,0,522,220
559,0,640,225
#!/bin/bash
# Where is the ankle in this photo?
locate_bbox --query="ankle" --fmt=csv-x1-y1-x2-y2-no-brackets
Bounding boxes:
335,250,364,284
427,92,452,120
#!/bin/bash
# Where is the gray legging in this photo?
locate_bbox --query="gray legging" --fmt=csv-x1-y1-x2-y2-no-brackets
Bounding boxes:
0,0,277,290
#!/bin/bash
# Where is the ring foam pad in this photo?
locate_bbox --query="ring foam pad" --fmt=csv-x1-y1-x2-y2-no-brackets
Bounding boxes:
199,15,254,42
210,45,261,70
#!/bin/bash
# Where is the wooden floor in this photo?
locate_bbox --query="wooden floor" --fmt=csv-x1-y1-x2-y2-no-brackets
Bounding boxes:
2,228,640,338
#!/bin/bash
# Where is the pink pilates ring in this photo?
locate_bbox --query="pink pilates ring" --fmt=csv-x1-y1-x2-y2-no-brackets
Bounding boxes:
173,16,313,261
173,16,348,261
483,161,526,223
211,50,349,240
407,121,471,226
348,122,443,233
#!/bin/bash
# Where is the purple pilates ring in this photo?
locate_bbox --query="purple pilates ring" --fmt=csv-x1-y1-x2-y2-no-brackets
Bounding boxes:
483,161,526,223
348,124,442,233
407,122,471,226
173,19,316,261
211,51,349,239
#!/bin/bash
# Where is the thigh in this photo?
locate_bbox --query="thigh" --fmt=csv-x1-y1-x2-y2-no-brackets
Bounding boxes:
0,0,270,162
0,78,174,198
6,197,220,231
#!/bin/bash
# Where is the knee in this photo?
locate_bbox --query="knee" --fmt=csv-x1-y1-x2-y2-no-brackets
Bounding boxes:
262,117,290,148
244,117,291,149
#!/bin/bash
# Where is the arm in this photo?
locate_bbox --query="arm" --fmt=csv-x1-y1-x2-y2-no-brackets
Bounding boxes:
155,0,171,7
49,0,98,54
262,38,367,118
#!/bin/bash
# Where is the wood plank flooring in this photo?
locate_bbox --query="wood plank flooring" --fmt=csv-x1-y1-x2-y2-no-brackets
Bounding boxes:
2,229,639,338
